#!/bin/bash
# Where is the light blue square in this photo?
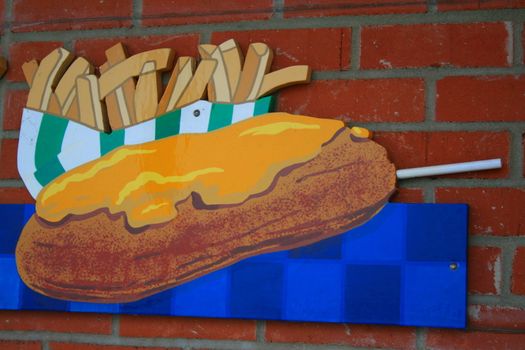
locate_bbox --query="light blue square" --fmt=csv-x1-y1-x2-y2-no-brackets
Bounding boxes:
342,204,406,262
69,302,120,313
403,263,466,328
0,257,20,309
285,261,343,322
172,268,229,317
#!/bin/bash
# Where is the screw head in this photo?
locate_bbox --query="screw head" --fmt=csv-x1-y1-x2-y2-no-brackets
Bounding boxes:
193,109,200,117
449,262,458,270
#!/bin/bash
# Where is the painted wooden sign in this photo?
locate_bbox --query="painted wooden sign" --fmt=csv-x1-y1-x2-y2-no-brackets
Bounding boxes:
1,39,469,328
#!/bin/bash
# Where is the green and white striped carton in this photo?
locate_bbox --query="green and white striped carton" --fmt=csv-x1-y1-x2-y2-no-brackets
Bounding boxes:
18,96,274,199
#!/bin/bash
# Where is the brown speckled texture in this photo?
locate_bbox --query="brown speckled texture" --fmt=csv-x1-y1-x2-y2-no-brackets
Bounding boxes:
16,128,396,303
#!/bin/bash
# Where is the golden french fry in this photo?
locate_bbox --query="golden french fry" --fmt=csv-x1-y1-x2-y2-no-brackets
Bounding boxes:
55,57,93,117
176,59,217,108
76,75,108,131
27,48,74,111
105,43,136,126
234,43,273,103
219,39,243,98
199,44,231,102
22,60,39,87
98,48,174,98
257,65,311,98
157,56,195,115
135,61,161,123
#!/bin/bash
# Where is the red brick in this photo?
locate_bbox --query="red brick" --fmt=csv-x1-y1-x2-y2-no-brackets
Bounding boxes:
120,316,256,340
50,343,179,350
3,90,29,130
142,0,272,26
266,322,416,349
391,188,424,203
0,341,41,350
374,131,508,178
468,247,502,295
0,311,112,333
277,79,424,122
0,187,34,204
8,41,63,82
512,247,525,295
469,305,525,330
361,23,511,69
0,2,5,34
74,34,200,69
436,76,525,122
436,188,525,236
284,0,426,17
12,0,132,32
438,0,525,11
426,329,525,350
212,28,351,71
0,139,19,179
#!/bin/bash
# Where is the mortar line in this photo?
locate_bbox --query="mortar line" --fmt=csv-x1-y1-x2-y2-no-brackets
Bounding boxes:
351,25,361,70
469,294,525,308
199,31,212,45
273,0,284,19
513,21,523,66
132,0,143,28
470,235,525,247
313,66,525,80
111,315,120,336
42,341,50,350
0,331,374,350
424,77,436,122
499,243,515,298
415,327,427,350
427,0,438,13
6,9,525,42
509,128,523,180
255,320,266,342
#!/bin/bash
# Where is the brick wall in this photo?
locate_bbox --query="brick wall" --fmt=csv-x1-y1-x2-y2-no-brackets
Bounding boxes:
0,1,524,349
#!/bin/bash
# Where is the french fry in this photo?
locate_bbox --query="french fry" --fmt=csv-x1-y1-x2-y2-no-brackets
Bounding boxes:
219,39,243,98
27,48,74,111
157,56,195,116
176,59,217,108
98,48,174,99
76,75,108,132
135,61,162,123
233,43,273,103
257,65,311,98
54,57,93,118
22,60,39,87
46,93,61,115
199,44,231,102
100,62,122,130
105,43,136,127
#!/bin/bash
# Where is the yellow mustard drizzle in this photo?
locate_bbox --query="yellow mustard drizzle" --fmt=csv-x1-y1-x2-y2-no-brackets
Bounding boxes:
36,113,344,228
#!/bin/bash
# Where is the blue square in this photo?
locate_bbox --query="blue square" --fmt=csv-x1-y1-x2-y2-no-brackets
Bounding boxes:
285,261,343,322
406,204,467,262
0,258,21,309
289,235,343,260
69,302,120,313
230,261,283,319
343,204,406,262
344,264,401,324
403,263,466,328
20,283,68,311
120,289,172,315
0,204,26,254
172,268,229,317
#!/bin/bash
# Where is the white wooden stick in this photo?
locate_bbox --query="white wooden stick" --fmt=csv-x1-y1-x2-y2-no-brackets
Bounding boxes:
396,158,502,179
